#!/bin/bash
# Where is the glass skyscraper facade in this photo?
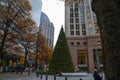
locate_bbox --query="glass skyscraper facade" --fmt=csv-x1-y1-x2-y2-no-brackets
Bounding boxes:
40,12,54,49
29,0,42,26
65,0,103,72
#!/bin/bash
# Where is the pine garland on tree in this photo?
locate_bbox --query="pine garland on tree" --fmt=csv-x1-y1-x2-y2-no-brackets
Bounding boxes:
48,27,74,74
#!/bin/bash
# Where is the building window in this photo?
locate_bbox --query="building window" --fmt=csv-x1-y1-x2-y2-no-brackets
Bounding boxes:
70,13,74,17
70,31,74,35
77,42,80,45
83,42,87,45
70,42,74,45
82,24,85,28
70,8,73,12
80,0,83,2
98,50,103,64
82,24,86,35
77,50,87,64
82,24,85,31
81,16,85,24
70,4,73,8
76,24,79,29
75,18,79,23
75,13,79,17
97,41,101,45
70,24,74,29
93,15,97,21
86,5,90,10
76,31,80,35
70,18,74,23
95,29,100,34
94,23,100,34
74,3,78,7
75,8,78,12
82,31,86,35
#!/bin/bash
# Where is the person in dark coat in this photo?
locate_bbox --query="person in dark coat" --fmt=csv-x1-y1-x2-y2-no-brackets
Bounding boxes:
16,60,20,74
93,70,102,80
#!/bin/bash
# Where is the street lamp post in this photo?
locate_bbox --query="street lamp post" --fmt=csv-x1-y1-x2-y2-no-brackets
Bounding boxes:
95,49,100,71
35,31,39,70
35,28,42,70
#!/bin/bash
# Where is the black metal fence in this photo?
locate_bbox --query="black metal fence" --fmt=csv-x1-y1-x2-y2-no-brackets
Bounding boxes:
36,74,90,80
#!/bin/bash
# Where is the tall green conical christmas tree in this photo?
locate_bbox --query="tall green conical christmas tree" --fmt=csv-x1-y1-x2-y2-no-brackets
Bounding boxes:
48,27,74,74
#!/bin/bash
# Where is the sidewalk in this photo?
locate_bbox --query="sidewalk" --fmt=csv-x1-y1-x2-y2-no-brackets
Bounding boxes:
0,72,91,80
0,72,105,80
0,72,36,77
0,72,40,80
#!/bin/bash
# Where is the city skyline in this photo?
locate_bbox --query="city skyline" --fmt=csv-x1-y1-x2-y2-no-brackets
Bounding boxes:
41,0,64,46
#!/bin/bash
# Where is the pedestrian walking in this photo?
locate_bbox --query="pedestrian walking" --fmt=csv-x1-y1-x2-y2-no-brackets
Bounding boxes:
9,60,13,73
20,66,23,75
57,70,62,76
28,67,31,76
93,69,102,80
16,60,20,74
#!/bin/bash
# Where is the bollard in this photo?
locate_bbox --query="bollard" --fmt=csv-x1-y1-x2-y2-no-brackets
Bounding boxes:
40,74,43,79
54,75,56,80
65,77,67,80
36,72,39,78
45,74,48,80
80,78,82,80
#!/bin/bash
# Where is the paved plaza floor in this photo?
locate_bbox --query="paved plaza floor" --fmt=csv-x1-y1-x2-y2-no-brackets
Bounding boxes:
0,72,105,80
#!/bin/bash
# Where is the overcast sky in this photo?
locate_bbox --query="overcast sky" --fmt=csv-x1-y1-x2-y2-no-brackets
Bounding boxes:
41,0,65,46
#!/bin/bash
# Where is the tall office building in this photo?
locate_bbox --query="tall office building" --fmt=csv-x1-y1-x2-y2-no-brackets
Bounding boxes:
29,0,42,26
65,0,103,72
40,12,54,49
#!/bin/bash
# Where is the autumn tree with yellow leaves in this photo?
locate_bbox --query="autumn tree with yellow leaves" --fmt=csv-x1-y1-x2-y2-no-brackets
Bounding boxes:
35,30,45,69
0,0,36,66
35,30,53,69
18,33,36,68
43,45,52,64
0,0,53,69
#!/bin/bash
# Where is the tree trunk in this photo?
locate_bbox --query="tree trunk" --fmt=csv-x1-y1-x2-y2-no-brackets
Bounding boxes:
35,38,39,70
92,0,120,80
0,25,9,65
24,42,29,68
